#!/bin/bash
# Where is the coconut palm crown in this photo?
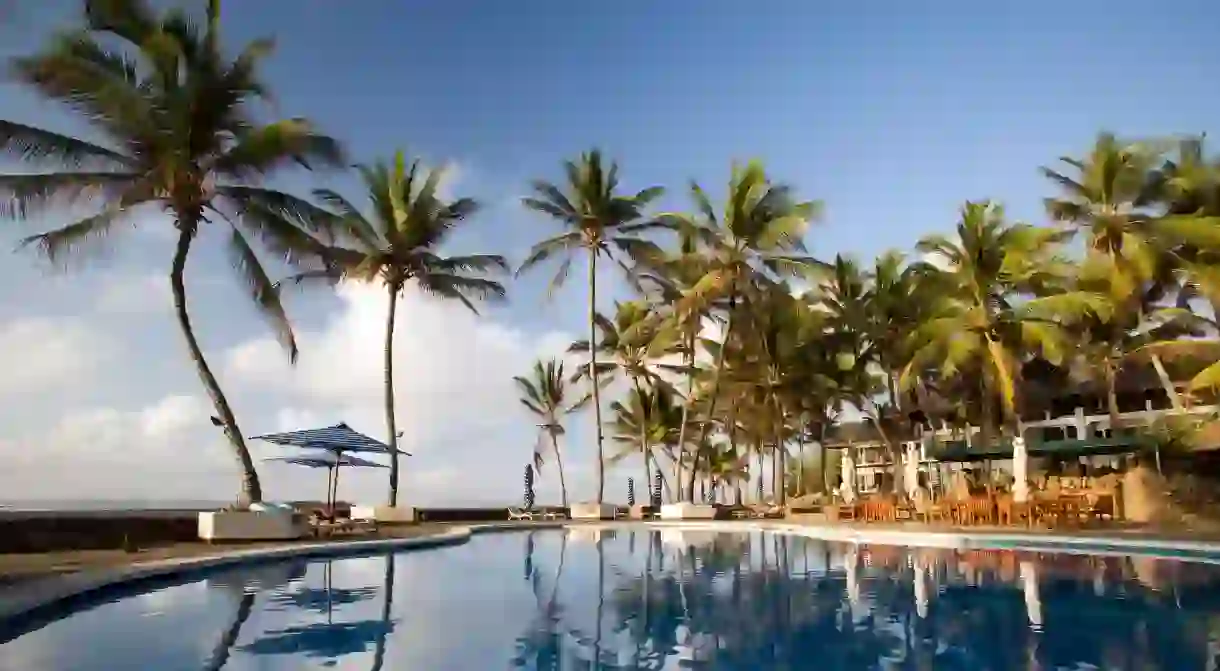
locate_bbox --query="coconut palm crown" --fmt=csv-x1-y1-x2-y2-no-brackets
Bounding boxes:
0,0,345,505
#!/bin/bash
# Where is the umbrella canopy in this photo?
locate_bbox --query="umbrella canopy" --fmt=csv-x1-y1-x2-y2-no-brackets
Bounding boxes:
251,422,410,456
267,454,389,469
264,451,389,514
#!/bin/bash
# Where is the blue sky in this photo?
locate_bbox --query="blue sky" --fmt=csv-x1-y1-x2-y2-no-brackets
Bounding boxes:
0,0,1217,505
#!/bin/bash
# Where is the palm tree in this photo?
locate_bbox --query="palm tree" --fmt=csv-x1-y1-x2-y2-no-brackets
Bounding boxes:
662,162,823,500
608,383,681,496
519,150,665,504
282,152,507,507
0,0,344,505
903,201,1106,432
1043,132,1199,410
514,359,588,507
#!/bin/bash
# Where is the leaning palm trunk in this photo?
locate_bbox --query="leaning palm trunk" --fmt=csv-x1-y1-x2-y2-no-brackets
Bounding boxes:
385,285,401,507
588,254,606,503
1150,354,1184,410
1104,358,1121,434
172,228,261,505
548,430,570,507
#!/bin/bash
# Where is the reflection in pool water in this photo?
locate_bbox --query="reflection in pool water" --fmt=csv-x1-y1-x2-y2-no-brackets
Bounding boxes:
4,528,1220,669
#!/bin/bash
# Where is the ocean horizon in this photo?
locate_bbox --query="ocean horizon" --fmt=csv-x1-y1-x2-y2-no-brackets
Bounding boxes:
0,498,537,512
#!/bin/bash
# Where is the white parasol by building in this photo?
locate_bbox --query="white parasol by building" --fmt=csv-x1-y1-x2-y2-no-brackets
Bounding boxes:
839,448,857,504
904,443,921,500
1012,436,1030,503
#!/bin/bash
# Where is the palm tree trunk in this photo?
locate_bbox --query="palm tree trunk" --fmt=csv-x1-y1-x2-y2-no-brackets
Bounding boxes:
755,446,764,502
675,328,696,501
385,285,401,507
1150,354,1184,410
730,418,743,505
688,293,737,501
588,253,606,503
1105,358,1121,434
171,228,261,505
632,377,651,504
549,431,569,507
796,428,805,497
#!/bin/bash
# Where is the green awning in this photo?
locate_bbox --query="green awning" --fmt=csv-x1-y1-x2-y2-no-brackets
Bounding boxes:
926,434,1151,462
1030,434,1151,456
927,439,1013,462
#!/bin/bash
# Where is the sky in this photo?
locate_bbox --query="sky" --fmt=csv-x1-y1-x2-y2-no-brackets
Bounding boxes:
0,0,1217,507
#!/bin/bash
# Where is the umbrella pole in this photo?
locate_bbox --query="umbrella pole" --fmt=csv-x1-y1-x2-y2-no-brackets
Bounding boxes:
333,465,343,518
326,466,336,519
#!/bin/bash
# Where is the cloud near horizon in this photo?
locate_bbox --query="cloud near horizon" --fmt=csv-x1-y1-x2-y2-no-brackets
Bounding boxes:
0,275,593,507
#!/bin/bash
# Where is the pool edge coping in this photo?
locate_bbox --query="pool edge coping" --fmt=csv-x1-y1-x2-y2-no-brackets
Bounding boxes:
6,520,1220,627
0,526,475,624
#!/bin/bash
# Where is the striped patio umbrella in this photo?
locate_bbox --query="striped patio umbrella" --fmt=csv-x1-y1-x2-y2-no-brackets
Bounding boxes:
264,453,388,514
251,422,410,513
653,471,663,507
627,477,636,506
524,464,535,509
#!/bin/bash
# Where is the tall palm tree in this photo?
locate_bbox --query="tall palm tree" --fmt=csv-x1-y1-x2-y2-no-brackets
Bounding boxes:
514,359,588,507
283,152,507,507
662,162,823,500
903,201,1106,431
1042,132,1198,410
0,0,344,505
519,150,664,503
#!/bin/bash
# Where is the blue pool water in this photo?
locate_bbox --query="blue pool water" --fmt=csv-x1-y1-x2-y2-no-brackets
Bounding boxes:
4,528,1220,670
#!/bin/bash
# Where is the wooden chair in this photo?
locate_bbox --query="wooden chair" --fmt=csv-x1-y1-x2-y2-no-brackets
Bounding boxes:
961,498,995,525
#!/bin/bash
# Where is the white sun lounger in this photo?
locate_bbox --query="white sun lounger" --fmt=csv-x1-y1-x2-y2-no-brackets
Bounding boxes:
508,507,535,521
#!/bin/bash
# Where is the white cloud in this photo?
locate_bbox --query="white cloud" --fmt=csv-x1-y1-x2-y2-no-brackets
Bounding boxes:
224,280,574,506
95,272,170,315
0,273,589,505
0,317,109,396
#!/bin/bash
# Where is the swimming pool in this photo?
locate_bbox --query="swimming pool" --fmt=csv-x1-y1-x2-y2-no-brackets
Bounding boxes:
4,527,1220,669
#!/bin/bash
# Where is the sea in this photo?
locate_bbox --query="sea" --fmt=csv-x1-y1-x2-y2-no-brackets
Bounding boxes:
0,499,231,512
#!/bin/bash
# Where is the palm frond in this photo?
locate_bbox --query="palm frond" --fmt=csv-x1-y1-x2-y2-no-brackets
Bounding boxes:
225,224,298,362
213,118,345,179
0,171,139,219
0,120,129,168
17,207,130,266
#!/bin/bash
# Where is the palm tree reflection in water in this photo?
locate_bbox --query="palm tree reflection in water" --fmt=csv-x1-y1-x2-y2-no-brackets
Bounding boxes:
512,529,1220,670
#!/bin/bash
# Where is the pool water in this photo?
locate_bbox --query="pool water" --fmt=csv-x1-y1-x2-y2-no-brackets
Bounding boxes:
4,528,1220,670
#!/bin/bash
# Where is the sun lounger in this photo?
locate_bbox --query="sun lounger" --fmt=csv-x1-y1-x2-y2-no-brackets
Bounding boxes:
539,509,565,520
311,515,377,537
749,504,785,519
507,507,535,521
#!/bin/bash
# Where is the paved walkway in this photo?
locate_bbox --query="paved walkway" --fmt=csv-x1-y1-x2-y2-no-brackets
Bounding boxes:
0,523,453,584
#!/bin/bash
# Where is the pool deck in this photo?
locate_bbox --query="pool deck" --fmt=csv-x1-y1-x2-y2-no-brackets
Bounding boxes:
5,518,1220,632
